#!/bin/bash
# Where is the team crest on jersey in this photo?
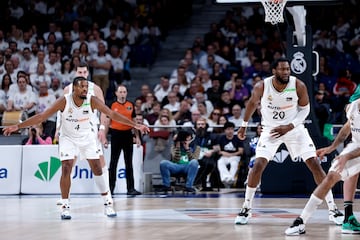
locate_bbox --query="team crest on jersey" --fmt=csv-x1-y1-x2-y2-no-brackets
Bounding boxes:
127,106,132,110
267,95,273,102
286,97,293,101
83,110,89,114
68,108,73,114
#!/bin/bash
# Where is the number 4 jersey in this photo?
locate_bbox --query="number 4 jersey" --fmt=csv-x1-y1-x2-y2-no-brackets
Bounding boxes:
60,93,95,140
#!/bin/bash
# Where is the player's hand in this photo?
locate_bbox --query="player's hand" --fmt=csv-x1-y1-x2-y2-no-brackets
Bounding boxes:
3,125,19,136
333,155,347,174
316,147,332,160
237,127,247,140
135,124,150,134
98,129,107,145
270,125,292,138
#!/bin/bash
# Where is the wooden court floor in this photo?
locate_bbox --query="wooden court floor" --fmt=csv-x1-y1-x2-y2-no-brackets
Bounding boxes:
1,190,359,240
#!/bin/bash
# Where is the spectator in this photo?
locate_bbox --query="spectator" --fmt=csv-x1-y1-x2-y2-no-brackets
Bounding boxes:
159,130,200,193
206,78,223,107
192,118,220,191
36,82,57,138
228,104,243,127
90,42,112,96
48,77,64,99
145,101,161,125
154,75,171,103
7,75,37,117
30,62,51,93
59,59,75,87
152,115,173,152
163,91,180,115
173,99,192,125
141,92,156,116
213,115,228,134
109,45,124,86
1,74,12,105
23,124,52,145
136,84,151,103
215,121,244,187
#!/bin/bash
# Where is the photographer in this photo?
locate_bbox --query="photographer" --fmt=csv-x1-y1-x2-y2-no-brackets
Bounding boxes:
24,124,52,145
159,130,200,193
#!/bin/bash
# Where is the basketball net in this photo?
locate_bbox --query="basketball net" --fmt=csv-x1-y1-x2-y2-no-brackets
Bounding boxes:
260,0,307,46
260,0,288,25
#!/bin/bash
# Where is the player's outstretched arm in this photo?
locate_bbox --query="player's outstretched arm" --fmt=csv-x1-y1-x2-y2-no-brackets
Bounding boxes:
91,96,150,134
3,97,66,136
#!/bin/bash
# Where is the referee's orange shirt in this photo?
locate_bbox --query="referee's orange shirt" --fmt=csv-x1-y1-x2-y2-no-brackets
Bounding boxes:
110,101,135,131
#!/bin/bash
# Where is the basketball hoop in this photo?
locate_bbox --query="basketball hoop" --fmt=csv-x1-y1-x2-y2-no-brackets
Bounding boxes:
260,0,288,25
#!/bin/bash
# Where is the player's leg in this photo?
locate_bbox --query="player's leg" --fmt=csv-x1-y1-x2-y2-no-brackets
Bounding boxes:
287,127,343,224
87,158,117,217
235,131,278,225
304,156,344,224
287,146,360,235
285,171,341,235
234,157,268,225
59,159,74,220
58,137,77,220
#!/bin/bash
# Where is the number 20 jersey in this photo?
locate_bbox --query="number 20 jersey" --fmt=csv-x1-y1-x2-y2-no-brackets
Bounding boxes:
260,76,299,130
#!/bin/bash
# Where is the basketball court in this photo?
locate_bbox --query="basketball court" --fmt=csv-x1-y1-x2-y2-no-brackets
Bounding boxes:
1,0,354,239
1,191,358,240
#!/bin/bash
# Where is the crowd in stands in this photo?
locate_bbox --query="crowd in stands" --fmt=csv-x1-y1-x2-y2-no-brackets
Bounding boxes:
134,1,360,134
0,0,191,139
0,1,360,187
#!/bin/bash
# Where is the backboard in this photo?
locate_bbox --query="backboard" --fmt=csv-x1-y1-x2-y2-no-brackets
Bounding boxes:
215,0,341,45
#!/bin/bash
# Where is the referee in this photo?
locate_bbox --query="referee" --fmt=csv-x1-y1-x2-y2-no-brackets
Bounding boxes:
108,85,142,195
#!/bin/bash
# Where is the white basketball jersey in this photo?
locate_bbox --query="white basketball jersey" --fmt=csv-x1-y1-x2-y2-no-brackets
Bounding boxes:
60,93,95,139
260,76,299,129
347,99,360,143
68,81,99,124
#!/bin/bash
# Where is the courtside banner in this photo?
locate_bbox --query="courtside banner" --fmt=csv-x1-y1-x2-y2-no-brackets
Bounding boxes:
21,145,143,194
0,146,22,194
21,145,63,194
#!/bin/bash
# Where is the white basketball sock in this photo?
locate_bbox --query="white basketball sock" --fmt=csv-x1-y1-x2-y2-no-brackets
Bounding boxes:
324,190,336,211
94,174,108,194
243,186,257,209
300,194,323,223
102,166,110,192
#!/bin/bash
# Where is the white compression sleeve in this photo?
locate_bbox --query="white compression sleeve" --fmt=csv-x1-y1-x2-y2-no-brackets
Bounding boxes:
292,104,310,128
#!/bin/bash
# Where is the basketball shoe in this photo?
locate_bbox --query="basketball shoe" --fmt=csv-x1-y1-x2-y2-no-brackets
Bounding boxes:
342,215,360,234
104,198,117,217
285,217,306,236
329,208,344,225
61,204,71,220
234,208,251,225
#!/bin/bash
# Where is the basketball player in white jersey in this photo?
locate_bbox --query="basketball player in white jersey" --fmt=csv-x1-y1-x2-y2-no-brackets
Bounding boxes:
3,76,150,220
234,58,343,225
55,62,109,205
286,94,360,235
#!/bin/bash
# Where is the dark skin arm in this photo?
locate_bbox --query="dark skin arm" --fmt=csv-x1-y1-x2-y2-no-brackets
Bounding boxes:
237,81,263,140
3,96,66,135
3,96,150,136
